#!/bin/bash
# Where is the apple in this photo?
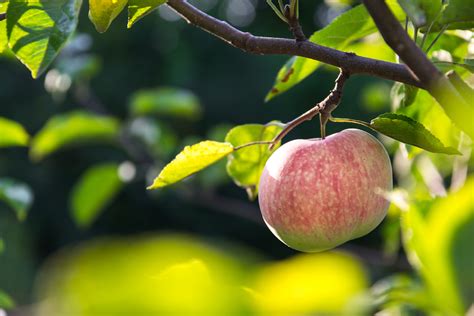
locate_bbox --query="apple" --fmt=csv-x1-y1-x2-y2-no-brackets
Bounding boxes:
258,129,392,252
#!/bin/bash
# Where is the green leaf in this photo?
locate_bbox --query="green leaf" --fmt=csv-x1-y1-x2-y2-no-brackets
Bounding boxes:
0,178,33,221
70,163,123,228
370,113,461,155
89,0,127,33
30,111,120,161
0,1,8,54
0,289,14,309
397,0,430,27
390,83,419,110
266,0,404,101
6,0,82,78
225,123,283,200
127,0,167,28
130,87,202,120
401,178,474,314
148,141,234,189
0,117,29,148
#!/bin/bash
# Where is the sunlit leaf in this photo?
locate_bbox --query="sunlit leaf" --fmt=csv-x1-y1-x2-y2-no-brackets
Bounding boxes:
89,0,127,33
0,1,7,54
148,141,234,189
0,178,33,221
35,235,251,315
252,252,368,314
0,117,29,148
129,87,202,120
225,123,283,200
370,113,461,155
30,111,120,161
127,0,167,28
401,178,474,314
266,0,404,101
70,163,123,228
0,289,14,309
6,0,82,78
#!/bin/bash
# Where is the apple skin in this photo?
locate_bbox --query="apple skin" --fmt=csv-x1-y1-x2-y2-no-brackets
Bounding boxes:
258,129,393,252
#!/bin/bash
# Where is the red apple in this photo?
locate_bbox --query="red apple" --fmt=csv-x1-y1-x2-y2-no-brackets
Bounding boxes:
258,129,392,252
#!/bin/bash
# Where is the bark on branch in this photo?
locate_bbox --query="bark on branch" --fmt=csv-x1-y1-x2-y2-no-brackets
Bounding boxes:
166,0,422,88
363,0,474,138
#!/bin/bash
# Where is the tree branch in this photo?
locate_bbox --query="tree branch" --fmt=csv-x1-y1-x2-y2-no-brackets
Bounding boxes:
166,0,422,88
0,13,5,21
363,0,474,138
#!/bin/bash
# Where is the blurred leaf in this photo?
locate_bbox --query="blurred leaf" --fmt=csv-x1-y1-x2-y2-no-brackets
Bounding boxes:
0,238,4,254
0,289,14,309
70,163,123,228
252,252,368,315
266,0,404,101
148,141,234,189
391,83,419,110
0,178,33,221
397,0,429,27
35,235,252,315
130,87,202,120
6,0,82,78
127,117,178,159
30,111,120,161
225,123,283,200
56,54,101,81
361,82,391,112
88,0,127,33
401,178,474,314
127,0,167,28
370,274,434,312
0,117,29,148
370,113,461,155
0,1,7,54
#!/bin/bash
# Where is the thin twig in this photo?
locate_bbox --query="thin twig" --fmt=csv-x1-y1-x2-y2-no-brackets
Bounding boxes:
0,13,5,21
425,24,448,53
166,0,421,88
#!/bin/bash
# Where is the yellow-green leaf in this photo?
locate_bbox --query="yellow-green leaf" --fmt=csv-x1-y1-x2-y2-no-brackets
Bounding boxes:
148,141,234,189
129,87,201,120
127,0,167,28
0,117,29,148
0,289,14,309
70,163,123,228
7,0,82,78
0,1,8,54
89,0,128,33
225,123,283,200
30,111,120,161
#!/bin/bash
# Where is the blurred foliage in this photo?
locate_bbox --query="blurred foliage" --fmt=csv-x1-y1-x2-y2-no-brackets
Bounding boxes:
0,0,472,314
0,117,29,148
70,163,124,228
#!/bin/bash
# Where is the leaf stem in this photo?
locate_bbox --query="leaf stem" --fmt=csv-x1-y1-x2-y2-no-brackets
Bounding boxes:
329,116,371,128
234,141,275,151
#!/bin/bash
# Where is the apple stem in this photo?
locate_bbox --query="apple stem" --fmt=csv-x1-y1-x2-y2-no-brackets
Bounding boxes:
264,69,350,149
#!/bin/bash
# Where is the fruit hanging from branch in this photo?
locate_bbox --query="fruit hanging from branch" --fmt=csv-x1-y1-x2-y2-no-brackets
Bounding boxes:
258,129,393,252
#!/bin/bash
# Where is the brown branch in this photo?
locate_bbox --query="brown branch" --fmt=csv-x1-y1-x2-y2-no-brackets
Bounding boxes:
166,0,421,88
0,13,5,21
363,0,474,138
269,69,349,148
